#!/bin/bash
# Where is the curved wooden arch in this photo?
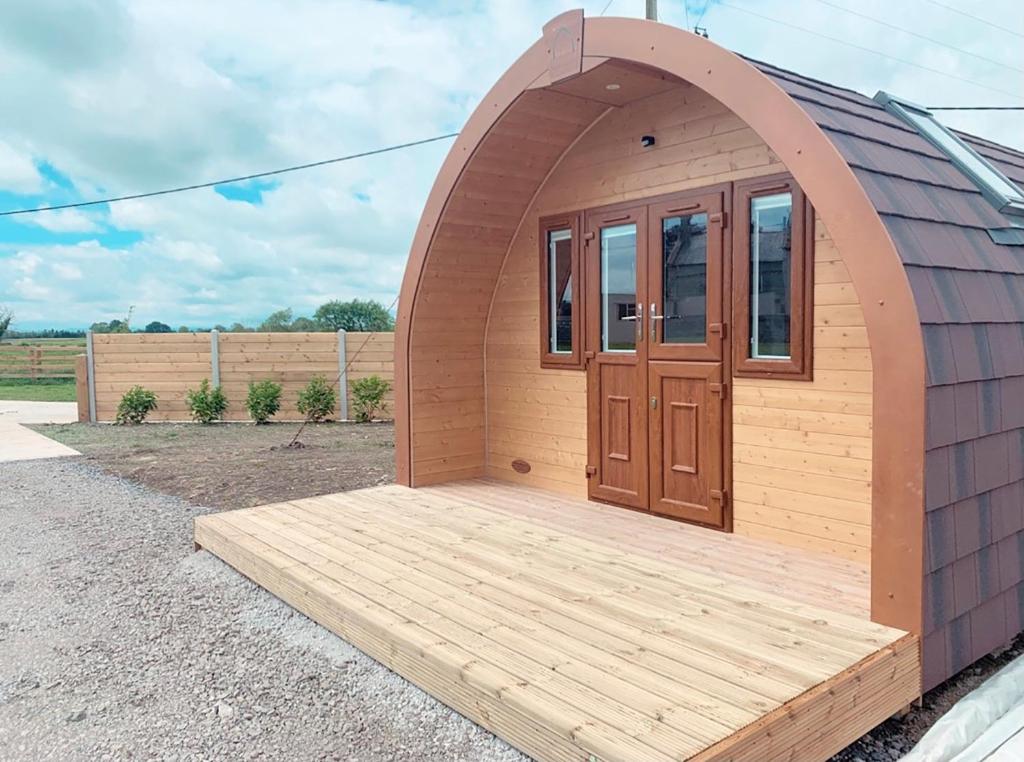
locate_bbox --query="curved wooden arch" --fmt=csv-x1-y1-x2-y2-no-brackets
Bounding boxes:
395,15,924,633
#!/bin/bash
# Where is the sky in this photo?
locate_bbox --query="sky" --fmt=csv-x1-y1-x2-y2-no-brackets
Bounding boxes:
0,0,1021,331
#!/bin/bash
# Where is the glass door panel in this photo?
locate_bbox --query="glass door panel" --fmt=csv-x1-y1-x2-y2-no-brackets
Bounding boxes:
600,224,639,353
661,213,708,345
647,189,724,362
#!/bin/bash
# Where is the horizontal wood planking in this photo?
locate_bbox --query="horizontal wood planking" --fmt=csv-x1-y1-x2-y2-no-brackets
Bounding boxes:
93,333,211,421
484,83,784,494
91,332,394,422
733,218,873,561
0,344,82,379
194,480,918,762
409,88,610,485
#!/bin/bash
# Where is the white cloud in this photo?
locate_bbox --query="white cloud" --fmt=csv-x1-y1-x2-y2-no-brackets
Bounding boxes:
21,208,101,233
0,0,1020,329
52,262,83,280
0,140,42,193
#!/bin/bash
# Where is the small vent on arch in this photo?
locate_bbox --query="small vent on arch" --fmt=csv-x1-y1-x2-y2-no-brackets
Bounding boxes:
511,459,532,474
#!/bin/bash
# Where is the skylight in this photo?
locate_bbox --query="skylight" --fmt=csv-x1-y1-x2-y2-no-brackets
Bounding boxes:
875,92,1024,218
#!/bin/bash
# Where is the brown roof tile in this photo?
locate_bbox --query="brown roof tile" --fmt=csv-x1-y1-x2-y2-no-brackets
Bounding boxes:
926,504,957,572
925,565,954,631
971,594,1008,658
991,481,1024,541
974,433,1010,494
998,534,1024,592
926,446,952,510
950,440,977,501
923,325,958,386
922,627,950,692
949,613,973,673
953,554,980,618
1001,377,1024,428
954,383,980,441
927,385,958,448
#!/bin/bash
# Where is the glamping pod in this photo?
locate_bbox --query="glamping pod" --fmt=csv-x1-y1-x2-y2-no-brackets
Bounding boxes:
396,11,1024,694
197,11,1024,762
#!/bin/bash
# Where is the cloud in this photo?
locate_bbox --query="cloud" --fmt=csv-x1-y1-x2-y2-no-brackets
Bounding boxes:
0,141,43,193
0,0,1020,330
21,208,101,233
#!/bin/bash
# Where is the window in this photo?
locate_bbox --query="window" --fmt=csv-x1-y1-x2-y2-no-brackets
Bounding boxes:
539,212,583,369
733,175,814,379
876,92,1024,217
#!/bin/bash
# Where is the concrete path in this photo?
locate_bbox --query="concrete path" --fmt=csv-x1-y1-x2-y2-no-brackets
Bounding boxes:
0,401,80,462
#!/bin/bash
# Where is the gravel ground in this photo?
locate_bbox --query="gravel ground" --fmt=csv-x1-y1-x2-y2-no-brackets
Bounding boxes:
0,459,523,761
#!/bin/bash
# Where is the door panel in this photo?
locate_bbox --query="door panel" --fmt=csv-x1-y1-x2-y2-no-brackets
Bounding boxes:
586,205,648,510
589,357,648,508
647,189,726,362
648,362,725,528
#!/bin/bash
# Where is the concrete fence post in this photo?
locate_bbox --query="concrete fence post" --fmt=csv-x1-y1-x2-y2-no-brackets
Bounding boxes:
337,329,349,421
85,330,97,423
210,330,220,387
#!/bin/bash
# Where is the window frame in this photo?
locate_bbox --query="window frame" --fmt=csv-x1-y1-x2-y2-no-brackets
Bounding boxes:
538,211,584,370
732,174,814,380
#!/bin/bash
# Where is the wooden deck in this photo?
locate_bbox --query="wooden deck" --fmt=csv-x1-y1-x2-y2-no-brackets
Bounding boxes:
194,480,921,762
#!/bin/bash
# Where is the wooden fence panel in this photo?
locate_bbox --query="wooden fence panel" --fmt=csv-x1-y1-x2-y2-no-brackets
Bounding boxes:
89,331,394,422
92,333,212,421
219,332,338,421
346,332,396,417
0,344,81,380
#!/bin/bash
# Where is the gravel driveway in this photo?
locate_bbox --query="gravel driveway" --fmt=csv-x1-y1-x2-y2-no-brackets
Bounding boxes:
0,459,523,761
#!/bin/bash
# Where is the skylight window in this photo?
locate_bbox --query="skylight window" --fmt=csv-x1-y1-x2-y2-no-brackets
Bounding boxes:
875,91,1024,217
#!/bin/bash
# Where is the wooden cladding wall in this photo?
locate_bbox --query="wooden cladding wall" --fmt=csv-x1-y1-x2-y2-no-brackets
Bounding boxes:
485,83,787,495
483,84,874,561
407,89,609,486
732,218,873,563
91,332,394,422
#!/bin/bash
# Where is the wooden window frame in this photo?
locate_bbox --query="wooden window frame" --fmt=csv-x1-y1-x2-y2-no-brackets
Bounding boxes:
732,174,814,380
539,211,584,370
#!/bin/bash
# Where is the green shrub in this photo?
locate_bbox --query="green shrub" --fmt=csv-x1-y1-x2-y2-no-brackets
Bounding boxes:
246,379,282,424
351,375,391,422
186,379,228,423
297,375,336,423
116,385,158,424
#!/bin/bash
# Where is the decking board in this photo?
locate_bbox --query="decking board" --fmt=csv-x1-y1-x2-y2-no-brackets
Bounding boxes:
195,481,920,762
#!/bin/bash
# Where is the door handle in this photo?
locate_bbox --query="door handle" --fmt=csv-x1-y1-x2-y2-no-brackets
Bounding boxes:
649,303,661,340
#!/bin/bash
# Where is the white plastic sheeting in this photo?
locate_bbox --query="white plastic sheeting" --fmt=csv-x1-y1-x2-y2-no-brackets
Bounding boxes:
903,654,1024,762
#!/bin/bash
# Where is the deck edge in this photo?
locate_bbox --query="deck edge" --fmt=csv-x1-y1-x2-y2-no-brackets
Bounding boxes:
692,632,921,762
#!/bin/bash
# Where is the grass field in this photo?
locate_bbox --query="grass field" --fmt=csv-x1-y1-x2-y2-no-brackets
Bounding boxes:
0,379,77,402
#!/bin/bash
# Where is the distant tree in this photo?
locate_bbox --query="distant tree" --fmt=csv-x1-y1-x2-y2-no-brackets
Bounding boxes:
0,306,12,340
144,321,173,333
213,324,228,332
290,316,318,332
228,322,253,333
177,325,190,333
258,308,294,332
107,319,130,334
314,299,394,332
89,321,110,333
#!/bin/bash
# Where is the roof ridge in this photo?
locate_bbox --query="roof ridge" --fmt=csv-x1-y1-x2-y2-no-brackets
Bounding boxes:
741,55,877,105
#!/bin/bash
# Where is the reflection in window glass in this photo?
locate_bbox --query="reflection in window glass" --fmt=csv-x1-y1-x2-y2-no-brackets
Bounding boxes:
662,213,708,344
547,229,573,354
601,224,637,352
750,193,792,359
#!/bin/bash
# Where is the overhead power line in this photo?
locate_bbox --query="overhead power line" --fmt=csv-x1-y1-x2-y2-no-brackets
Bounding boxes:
929,106,1024,111
0,132,460,217
919,0,1024,40
714,1,1024,102
812,0,1024,74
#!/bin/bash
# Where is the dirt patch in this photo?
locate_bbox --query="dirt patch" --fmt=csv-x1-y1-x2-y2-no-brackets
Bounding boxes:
32,421,395,509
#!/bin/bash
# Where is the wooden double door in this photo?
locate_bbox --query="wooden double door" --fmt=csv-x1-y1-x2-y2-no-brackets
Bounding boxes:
585,186,730,528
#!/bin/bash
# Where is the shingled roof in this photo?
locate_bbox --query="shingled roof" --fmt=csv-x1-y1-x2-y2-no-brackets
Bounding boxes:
750,58,1024,691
